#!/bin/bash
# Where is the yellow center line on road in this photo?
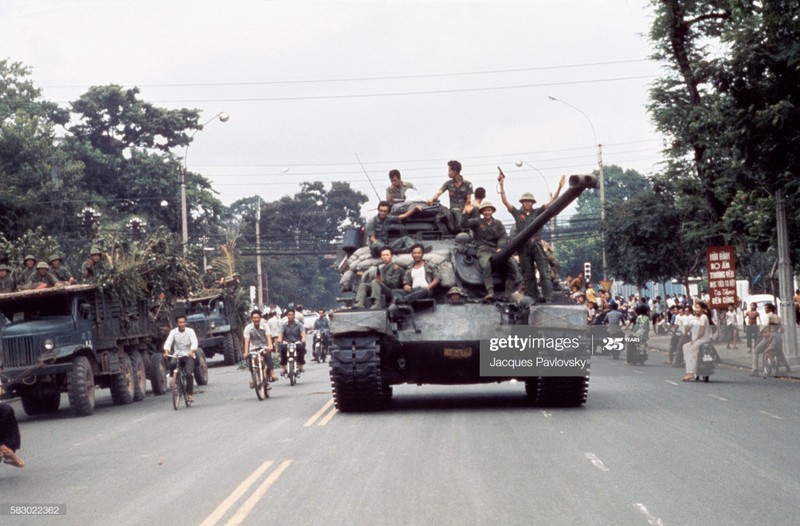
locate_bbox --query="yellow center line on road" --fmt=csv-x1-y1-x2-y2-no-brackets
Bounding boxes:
304,398,335,427
318,407,338,426
759,410,784,420
225,460,293,526
199,460,273,526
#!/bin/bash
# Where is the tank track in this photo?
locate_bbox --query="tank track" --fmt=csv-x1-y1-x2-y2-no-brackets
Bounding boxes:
526,376,589,407
329,335,388,412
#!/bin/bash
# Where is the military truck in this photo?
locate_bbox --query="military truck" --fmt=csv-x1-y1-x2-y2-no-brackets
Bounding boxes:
329,174,597,412
177,291,243,366
0,285,152,417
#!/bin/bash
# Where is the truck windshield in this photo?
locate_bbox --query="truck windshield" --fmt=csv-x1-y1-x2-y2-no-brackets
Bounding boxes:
0,295,72,322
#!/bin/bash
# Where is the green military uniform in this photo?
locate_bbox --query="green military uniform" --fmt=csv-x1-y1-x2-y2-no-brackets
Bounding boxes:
461,206,507,297
508,204,552,302
386,181,415,202
365,214,416,258
49,256,74,283
82,248,106,283
399,260,441,303
25,262,59,289
0,265,16,293
355,261,405,308
18,255,37,285
202,267,219,289
438,178,473,233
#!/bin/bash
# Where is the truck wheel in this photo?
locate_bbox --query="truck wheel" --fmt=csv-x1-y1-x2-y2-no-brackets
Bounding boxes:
194,350,209,386
150,352,168,395
223,334,237,365
110,352,135,406
67,356,96,417
21,390,61,415
130,350,147,401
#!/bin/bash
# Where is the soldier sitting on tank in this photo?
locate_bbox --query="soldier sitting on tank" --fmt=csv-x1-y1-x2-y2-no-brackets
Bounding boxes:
447,286,467,305
22,262,60,290
397,243,441,305
0,264,16,293
386,169,415,202
354,246,404,309
460,201,507,301
48,255,76,285
365,200,424,258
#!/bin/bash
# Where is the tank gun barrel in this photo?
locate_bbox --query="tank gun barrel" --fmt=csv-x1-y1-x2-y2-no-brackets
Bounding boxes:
492,174,597,265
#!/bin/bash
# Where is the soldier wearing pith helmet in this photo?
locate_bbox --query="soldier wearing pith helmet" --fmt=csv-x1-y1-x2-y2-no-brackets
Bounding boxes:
460,200,507,300
82,247,106,282
0,264,16,293
498,169,566,303
25,261,59,289
49,255,76,284
19,254,37,284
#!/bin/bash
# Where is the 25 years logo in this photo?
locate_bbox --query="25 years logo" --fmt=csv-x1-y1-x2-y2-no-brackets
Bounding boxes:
602,337,624,352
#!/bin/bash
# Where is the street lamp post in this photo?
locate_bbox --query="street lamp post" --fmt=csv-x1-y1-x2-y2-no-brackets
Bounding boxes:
548,95,607,281
514,160,556,245
181,111,229,254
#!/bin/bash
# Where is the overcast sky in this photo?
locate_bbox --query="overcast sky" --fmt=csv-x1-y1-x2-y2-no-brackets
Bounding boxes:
1,0,664,219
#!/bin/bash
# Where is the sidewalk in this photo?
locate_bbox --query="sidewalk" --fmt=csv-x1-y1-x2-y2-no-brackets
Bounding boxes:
646,334,800,379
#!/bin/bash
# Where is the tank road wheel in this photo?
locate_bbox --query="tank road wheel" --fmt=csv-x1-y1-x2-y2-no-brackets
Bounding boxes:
21,390,61,415
130,350,147,401
150,352,168,395
223,334,237,365
67,356,96,417
329,336,387,412
533,376,589,407
110,352,135,406
194,349,209,386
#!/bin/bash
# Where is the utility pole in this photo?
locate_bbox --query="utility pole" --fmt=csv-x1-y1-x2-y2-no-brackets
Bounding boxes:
775,190,798,363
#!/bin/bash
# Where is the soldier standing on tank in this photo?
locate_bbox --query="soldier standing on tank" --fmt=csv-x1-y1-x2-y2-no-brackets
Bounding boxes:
82,247,106,282
24,262,60,289
365,200,424,257
48,255,76,284
460,201,507,300
0,264,16,293
427,160,473,233
354,246,404,309
18,255,37,285
386,169,415,202
498,170,566,303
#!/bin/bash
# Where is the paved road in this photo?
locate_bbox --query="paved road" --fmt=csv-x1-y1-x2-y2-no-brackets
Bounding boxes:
1,355,798,525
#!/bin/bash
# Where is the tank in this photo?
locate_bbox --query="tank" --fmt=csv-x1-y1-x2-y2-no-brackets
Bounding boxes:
329,174,598,411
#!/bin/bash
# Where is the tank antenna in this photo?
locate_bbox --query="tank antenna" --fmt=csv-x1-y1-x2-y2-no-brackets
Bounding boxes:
355,153,382,201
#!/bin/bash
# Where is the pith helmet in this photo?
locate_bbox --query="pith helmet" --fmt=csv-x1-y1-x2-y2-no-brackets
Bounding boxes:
519,192,537,203
478,201,496,212
36,261,49,269
447,286,466,296
48,255,62,263
23,254,36,263
205,265,213,271
0,264,10,272
90,247,102,255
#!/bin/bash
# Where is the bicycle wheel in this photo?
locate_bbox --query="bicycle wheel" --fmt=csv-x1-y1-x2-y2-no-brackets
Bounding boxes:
261,361,271,399
172,372,180,411
253,356,265,401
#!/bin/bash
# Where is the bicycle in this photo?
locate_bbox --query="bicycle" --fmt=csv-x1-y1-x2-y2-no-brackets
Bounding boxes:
165,354,193,410
248,347,271,400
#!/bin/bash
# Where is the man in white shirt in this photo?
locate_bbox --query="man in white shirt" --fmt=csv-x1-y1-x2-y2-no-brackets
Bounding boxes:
162,315,198,403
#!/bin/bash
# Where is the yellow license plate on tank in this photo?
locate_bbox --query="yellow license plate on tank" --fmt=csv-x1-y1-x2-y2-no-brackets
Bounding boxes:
443,347,473,359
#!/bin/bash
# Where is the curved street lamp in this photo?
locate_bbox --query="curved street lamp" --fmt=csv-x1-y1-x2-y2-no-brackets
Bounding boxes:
181,111,229,254
295,200,324,249
548,95,607,281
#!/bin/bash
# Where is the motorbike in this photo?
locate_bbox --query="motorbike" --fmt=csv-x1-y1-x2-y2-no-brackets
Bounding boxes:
286,342,300,386
313,329,331,363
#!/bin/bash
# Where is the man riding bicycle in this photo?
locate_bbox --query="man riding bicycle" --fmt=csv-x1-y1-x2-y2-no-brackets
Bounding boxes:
162,314,198,403
278,309,307,375
244,309,278,386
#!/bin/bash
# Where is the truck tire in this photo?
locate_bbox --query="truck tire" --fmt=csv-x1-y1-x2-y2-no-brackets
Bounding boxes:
21,390,61,415
130,350,147,401
194,350,209,386
110,352,135,406
329,337,387,412
150,352,168,395
67,356,96,417
222,333,237,365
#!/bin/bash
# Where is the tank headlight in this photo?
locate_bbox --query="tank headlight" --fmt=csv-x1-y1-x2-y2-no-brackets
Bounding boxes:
43,339,55,351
